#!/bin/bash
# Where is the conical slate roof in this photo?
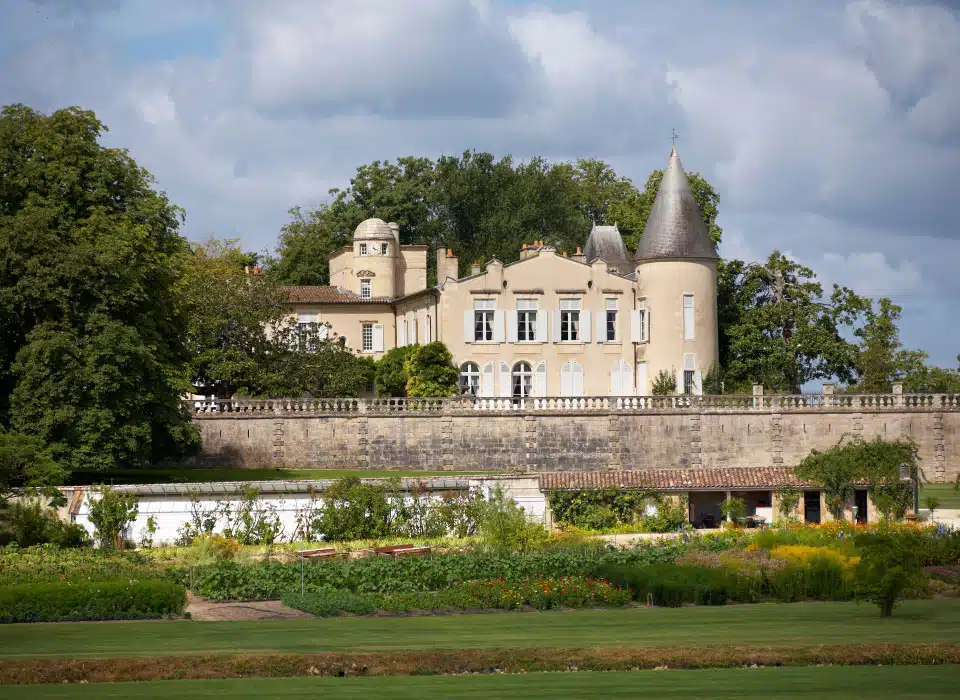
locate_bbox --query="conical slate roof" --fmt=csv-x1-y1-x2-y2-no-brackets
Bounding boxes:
583,223,633,275
634,146,718,261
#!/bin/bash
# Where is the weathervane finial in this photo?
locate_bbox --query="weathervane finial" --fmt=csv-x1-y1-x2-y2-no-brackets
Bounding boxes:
671,128,679,148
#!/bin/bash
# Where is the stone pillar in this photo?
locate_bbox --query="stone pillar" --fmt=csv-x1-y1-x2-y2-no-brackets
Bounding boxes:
770,411,783,465
892,382,903,408
608,414,622,469
272,420,284,465
523,415,539,472
441,414,454,470
357,416,369,468
689,413,702,467
725,490,732,522
934,411,946,482
752,383,763,410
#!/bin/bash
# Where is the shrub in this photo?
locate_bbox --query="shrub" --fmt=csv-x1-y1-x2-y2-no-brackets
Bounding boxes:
720,497,747,526
87,486,139,550
651,369,677,395
776,486,802,522
404,342,459,397
854,530,927,617
478,487,549,553
193,534,243,564
0,579,186,623
312,477,398,541
374,345,414,397
283,586,377,617
596,563,733,607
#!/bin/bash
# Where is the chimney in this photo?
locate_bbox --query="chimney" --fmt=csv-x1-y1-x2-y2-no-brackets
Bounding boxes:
436,248,448,282
387,222,400,247
470,260,481,276
446,248,459,279
572,246,586,264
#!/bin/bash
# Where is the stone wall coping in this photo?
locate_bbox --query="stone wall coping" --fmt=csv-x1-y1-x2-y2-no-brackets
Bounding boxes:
187,392,960,419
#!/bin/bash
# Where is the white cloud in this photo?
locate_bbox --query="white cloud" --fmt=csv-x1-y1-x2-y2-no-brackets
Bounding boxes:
3,0,960,363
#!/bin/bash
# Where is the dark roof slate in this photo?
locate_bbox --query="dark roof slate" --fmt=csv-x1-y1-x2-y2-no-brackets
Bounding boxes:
634,146,719,262
583,224,633,274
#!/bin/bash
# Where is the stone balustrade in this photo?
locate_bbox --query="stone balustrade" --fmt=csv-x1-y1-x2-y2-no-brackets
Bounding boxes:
188,391,960,417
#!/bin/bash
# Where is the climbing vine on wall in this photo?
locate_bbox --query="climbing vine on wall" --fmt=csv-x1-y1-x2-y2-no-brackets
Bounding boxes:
547,488,687,532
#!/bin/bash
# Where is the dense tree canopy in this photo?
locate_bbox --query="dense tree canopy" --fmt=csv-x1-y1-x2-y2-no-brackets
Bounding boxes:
0,104,199,472
267,152,722,285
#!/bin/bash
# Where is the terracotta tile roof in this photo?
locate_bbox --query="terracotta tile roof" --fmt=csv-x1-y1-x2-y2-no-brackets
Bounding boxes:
538,467,815,491
282,286,393,304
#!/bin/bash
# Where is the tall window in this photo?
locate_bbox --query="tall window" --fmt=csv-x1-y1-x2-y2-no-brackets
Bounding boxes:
360,279,371,299
637,307,648,343
359,243,368,256
517,299,537,341
684,370,695,395
362,323,374,352
474,299,495,341
512,362,533,398
297,312,318,350
459,362,480,396
560,298,580,342
425,315,432,343
605,299,618,342
683,295,694,340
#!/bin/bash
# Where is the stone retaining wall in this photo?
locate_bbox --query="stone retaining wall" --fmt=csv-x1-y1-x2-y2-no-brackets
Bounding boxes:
185,393,960,482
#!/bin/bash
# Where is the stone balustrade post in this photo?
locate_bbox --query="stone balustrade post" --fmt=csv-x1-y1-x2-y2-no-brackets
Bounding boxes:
892,382,903,408
752,383,763,410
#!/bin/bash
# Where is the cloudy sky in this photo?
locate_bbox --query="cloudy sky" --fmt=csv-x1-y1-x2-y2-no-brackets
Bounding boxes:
3,0,959,367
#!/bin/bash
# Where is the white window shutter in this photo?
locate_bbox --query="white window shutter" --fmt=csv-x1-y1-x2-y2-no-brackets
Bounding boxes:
596,312,606,343
631,310,643,343
372,324,385,352
644,309,650,343
623,362,634,396
397,320,407,347
493,310,505,343
581,311,591,343
463,310,473,343
573,362,584,396
481,361,495,397
507,311,518,343
499,360,511,397
560,363,572,397
694,370,703,396
535,361,547,396
610,363,620,395
676,368,684,395
552,310,562,342
536,311,547,343
684,353,696,371
636,362,647,395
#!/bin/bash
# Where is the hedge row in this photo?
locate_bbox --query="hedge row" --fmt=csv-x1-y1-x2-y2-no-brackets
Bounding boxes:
282,577,632,616
181,544,709,601
0,580,187,623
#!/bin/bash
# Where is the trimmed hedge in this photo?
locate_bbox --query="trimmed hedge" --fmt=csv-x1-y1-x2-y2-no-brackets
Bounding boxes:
0,580,187,623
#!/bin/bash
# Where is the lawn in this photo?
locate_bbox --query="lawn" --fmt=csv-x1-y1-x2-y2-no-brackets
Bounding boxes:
66,467,497,485
1,666,958,699
4,601,958,660
920,483,960,510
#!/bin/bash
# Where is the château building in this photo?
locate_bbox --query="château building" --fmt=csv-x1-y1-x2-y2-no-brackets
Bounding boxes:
283,146,719,397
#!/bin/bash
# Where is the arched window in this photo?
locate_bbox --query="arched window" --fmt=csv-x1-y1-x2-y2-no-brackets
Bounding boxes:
459,362,480,396
512,361,533,398
560,360,584,397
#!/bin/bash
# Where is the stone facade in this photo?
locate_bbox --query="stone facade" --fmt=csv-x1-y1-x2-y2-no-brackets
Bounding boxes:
187,392,960,482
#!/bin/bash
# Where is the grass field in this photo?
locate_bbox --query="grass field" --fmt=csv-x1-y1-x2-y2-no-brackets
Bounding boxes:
920,483,960,509
66,467,496,485
4,601,958,660
1,666,958,699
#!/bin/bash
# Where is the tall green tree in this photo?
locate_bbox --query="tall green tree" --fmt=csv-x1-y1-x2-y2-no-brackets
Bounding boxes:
267,151,724,286
0,104,199,471
180,236,289,398
723,251,869,393
853,298,905,393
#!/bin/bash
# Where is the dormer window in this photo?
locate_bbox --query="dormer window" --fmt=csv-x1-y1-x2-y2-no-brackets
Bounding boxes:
360,279,371,299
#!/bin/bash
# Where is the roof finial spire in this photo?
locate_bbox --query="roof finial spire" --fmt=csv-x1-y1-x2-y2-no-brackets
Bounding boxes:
670,128,679,150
